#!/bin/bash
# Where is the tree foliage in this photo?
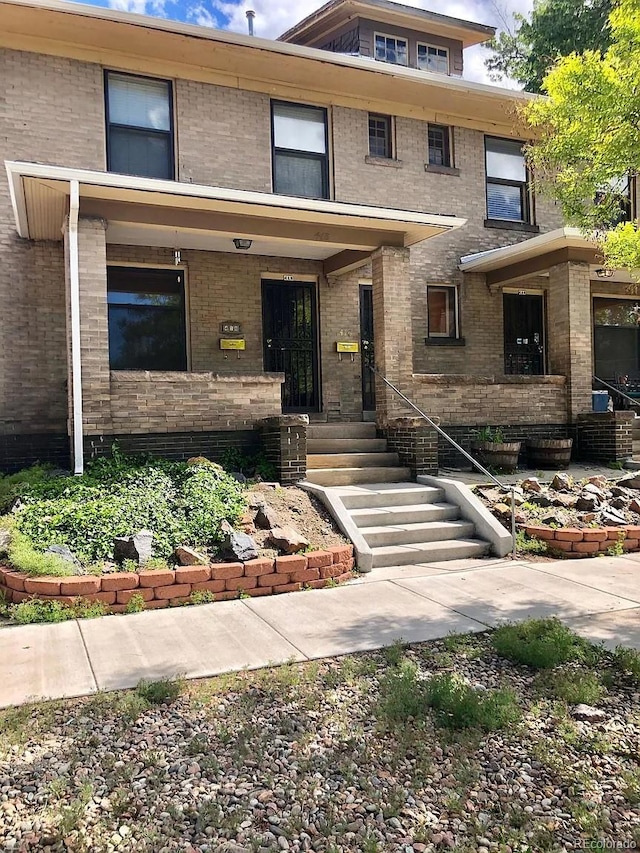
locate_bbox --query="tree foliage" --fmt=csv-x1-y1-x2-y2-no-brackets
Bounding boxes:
525,0,640,270
486,0,612,93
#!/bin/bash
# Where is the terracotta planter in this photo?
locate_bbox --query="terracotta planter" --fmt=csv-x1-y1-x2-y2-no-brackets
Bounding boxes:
470,440,521,473
527,437,573,470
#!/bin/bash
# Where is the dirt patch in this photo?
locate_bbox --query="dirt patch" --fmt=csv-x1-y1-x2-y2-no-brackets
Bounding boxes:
244,484,348,554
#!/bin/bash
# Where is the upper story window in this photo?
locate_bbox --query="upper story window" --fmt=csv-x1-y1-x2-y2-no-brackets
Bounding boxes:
596,176,634,227
485,137,531,224
428,124,451,168
107,266,187,371
105,72,174,180
272,101,329,199
374,33,408,65
417,44,449,74
369,114,392,159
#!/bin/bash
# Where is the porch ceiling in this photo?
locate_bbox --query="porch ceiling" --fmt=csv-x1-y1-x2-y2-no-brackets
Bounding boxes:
7,161,466,264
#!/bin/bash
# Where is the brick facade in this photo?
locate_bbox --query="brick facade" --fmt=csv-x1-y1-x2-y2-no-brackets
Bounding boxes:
575,412,634,463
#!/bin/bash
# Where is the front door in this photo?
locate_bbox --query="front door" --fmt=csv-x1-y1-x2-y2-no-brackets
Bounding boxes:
503,293,545,375
262,280,319,412
360,284,376,412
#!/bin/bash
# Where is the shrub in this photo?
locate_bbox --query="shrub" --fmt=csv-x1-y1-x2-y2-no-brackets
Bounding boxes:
611,645,640,685
377,660,429,723
190,590,216,605
135,677,183,705
9,597,106,624
125,593,146,614
11,454,246,563
425,673,520,731
515,530,548,555
492,618,592,670
534,667,605,704
0,464,56,514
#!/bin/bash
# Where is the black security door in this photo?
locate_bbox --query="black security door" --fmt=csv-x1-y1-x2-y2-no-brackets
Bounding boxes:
360,284,376,411
262,280,319,412
503,293,545,375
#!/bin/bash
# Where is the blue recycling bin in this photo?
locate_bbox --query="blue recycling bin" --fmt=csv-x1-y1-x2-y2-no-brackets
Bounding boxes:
592,390,609,412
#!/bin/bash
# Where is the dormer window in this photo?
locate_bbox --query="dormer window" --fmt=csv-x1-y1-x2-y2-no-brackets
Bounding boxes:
374,33,408,65
417,44,449,74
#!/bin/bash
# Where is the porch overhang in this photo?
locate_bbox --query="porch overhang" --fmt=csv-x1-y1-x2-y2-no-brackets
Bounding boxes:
6,161,466,274
458,227,601,289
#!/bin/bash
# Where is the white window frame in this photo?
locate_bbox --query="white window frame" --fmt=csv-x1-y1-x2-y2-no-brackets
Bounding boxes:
427,124,452,168
427,284,459,338
374,32,408,66
417,43,450,74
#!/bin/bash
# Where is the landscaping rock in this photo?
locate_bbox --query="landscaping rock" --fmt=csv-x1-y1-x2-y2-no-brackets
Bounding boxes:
576,492,599,512
44,544,82,572
522,478,542,493
223,531,259,562
230,471,248,484
267,526,310,554
601,507,627,526
553,494,577,509
255,503,281,530
551,473,572,491
617,473,640,490
113,530,154,566
630,498,640,515
572,704,606,723
610,486,630,499
174,546,207,566
611,497,629,510
529,493,553,508
584,483,605,499
0,528,10,558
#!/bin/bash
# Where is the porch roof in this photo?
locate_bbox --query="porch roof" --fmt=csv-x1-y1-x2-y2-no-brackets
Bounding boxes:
458,227,603,288
6,161,466,273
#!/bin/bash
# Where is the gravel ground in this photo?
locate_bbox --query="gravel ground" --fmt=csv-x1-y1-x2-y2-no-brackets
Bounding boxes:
1,633,639,853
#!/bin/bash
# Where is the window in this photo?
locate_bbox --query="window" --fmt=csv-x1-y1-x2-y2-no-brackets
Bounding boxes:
417,43,449,74
485,137,530,223
595,176,634,227
107,267,187,371
374,33,408,65
428,124,451,167
368,114,392,158
272,101,329,199
427,285,458,338
105,72,174,180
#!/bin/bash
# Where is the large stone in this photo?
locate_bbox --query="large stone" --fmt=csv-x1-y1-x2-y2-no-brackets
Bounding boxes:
572,704,606,723
611,497,629,510
551,473,572,492
553,493,577,509
576,492,599,512
587,475,609,489
0,529,10,558
174,545,207,566
45,545,85,576
601,507,627,526
630,498,640,515
267,526,310,555
611,486,631,499
529,493,553,508
583,483,605,499
255,503,281,530
521,478,542,493
616,473,640,491
113,530,154,566
222,531,259,562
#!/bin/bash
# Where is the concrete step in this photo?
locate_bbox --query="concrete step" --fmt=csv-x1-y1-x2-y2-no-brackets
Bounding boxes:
306,438,388,454
307,452,399,470
349,502,459,528
338,484,446,509
361,519,476,547
305,467,411,486
307,422,377,440
371,538,491,568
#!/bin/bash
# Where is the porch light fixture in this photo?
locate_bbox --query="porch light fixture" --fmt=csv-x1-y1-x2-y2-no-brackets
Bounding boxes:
595,267,614,278
174,249,181,266
233,238,253,250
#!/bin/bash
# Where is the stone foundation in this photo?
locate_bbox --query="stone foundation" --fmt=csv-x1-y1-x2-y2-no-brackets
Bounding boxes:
0,433,70,474
0,545,355,612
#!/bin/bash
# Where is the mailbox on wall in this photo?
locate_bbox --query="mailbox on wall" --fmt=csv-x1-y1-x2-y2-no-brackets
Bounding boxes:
219,338,246,350
336,342,359,353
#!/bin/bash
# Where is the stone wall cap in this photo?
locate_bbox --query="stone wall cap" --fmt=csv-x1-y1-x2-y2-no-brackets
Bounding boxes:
386,416,432,428
412,373,567,386
110,371,285,384
260,415,309,427
577,411,635,422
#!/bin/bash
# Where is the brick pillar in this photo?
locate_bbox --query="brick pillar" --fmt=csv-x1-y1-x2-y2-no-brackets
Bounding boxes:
64,216,112,466
371,246,412,423
576,411,634,462
547,261,592,422
260,415,308,485
385,416,438,477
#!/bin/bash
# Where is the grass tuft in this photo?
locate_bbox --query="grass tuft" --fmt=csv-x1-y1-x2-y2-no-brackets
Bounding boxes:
534,666,605,705
492,618,594,670
135,677,183,705
9,597,106,624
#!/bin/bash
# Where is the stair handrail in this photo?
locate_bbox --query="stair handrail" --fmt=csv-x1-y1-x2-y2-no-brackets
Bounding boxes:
369,365,517,558
593,374,640,410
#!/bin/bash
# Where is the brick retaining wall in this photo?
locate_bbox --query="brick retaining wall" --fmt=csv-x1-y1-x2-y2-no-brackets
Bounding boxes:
0,546,355,612
525,524,640,557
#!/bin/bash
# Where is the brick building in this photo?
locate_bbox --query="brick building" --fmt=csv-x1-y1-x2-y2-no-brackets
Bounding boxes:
0,0,635,475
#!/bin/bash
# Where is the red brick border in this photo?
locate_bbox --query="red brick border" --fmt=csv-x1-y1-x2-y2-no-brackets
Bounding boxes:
524,524,640,558
0,548,355,611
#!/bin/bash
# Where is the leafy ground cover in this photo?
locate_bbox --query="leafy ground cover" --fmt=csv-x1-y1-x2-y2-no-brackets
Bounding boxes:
0,454,246,572
1,620,639,852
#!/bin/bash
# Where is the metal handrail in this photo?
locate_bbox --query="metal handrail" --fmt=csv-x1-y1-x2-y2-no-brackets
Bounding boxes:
370,365,517,557
593,374,640,409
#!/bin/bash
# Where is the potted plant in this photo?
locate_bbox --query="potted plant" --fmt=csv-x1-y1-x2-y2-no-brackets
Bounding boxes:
526,436,573,470
470,426,521,473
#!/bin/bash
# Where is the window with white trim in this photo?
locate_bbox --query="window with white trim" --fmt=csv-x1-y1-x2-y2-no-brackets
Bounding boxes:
374,33,408,65
417,43,449,74
427,285,459,338
485,136,531,223
368,114,393,158
105,71,174,180
272,101,329,199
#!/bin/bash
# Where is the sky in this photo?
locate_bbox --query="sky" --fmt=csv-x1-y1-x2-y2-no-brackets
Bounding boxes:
78,0,535,87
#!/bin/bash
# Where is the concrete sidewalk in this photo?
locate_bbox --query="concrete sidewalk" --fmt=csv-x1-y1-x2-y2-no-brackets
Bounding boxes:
3,554,640,707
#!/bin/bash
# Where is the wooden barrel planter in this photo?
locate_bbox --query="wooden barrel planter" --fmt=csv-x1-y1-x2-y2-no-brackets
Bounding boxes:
527,437,573,470
470,440,522,473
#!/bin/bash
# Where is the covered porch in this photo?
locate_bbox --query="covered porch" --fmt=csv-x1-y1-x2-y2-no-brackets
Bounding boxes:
6,160,465,474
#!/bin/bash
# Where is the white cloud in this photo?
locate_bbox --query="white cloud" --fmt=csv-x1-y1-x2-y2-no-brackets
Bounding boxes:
108,0,167,14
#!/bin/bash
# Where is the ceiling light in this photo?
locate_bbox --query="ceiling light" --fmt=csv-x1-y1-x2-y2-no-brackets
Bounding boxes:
233,238,252,250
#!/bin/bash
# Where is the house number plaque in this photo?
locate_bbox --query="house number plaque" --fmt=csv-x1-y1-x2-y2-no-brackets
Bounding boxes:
220,322,242,334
